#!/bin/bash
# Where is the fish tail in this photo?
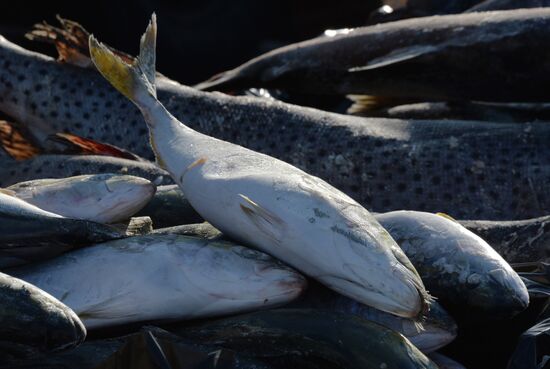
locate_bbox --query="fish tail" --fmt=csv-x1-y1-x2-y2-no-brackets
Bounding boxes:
88,14,157,106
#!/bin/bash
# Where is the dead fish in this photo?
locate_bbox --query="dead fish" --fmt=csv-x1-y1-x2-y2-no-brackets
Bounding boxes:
0,191,123,268
7,174,156,223
361,101,550,123
1,33,550,220
459,216,550,263
197,8,550,104
136,184,202,228
11,235,307,329
375,211,529,318
0,155,172,187
172,309,438,369
0,272,86,360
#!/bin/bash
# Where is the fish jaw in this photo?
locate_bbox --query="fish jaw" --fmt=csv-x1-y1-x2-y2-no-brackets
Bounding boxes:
97,175,157,223
465,266,529,318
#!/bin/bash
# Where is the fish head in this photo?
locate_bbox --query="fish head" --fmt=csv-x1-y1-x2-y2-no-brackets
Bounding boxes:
186,241,307,313
402,301,457,353
461,259,529,318
92,174,156,223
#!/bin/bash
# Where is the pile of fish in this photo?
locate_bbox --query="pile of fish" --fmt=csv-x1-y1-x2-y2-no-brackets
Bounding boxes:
1,3,550,369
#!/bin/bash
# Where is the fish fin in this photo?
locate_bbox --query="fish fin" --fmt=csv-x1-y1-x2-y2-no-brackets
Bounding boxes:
346,95,411,114
49,133,143,161
435,212,458,223
239,194,285,244
348,45,437,72
89,13,157,103
194,70,242,92
0,120,42,160
26,16,135,68
0,188,16,196
179,157,207,182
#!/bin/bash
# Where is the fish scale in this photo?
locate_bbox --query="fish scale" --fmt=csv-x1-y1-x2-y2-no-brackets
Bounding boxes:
0,37,549,220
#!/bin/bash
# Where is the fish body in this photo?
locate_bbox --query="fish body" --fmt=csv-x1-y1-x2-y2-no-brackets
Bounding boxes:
197,9,550,102
11,234,306,329
459,216,550,263
0,191,123,268
174,309,438,369
0,155,172,187
0,272,85,360
364,101,550,122
136,184,201,228
1,34,550,220
89,16,431,319
375,211,529,317
291,281,457,353
7,174,156,223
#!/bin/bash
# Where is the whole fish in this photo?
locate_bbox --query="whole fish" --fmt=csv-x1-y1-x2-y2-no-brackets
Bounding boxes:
290,281,457,353
459,216,550,263
136,184,201,228
0,191,123,268
11,234,306,329
0,155,172,187
375,211,529,318
172,309,438,369
0,272,86,360
197,9,550,102
0,34,549,220
7,174,156,223
89,15,432,319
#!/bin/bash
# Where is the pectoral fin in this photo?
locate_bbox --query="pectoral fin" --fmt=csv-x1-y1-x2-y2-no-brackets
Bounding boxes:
0,120,41,160
239,194,285,244
348,45,437,73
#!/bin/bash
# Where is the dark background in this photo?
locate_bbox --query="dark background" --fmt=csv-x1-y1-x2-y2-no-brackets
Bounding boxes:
0,0,382,84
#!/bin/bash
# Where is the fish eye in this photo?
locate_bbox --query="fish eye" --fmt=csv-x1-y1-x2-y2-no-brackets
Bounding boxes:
466,273,481,289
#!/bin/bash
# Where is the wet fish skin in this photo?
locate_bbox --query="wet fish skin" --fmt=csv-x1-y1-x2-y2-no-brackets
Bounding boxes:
375,211,529,318
11,234,307,329
136,184,202,228
1,37,550,220
364,101,550,123
0,272,86,360
290,280,457,353
0,155,172,187
459,216,550,263
467,0,550,12
0,191,124,268
8,174,156,223
197,8,550,102
173,309,438,369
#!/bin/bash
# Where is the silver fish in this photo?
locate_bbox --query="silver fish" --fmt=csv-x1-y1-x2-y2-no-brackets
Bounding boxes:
375,210,529,318
11,234,307,329
7,174,156,223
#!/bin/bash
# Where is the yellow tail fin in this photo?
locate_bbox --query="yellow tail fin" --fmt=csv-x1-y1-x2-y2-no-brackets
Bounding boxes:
88,14,157,103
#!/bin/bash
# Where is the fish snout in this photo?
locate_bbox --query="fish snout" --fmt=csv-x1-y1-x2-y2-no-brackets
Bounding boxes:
46,306,87,352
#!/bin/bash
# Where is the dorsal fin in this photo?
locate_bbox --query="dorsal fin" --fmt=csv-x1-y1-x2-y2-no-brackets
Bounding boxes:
26,15,135,68
48,133,142,161
0,120,42,160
